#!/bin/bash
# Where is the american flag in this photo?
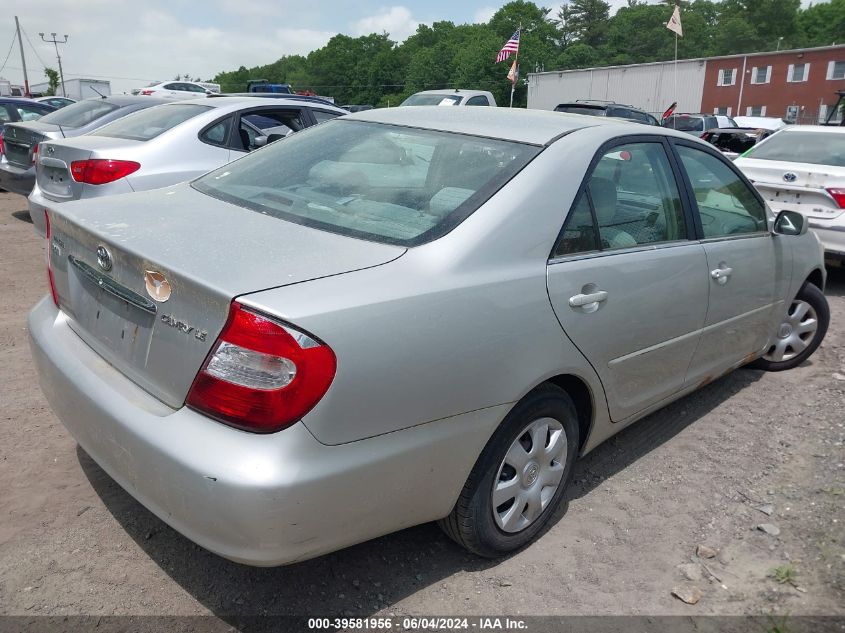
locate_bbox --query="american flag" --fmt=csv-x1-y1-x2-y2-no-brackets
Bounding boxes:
496,29,520,63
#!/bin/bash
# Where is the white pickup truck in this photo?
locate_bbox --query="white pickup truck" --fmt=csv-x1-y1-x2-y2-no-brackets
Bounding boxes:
400,89,497,107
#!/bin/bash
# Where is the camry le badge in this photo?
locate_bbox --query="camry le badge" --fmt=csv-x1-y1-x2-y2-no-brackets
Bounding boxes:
144,270,171,302
96,245,112,272
783,172,797,183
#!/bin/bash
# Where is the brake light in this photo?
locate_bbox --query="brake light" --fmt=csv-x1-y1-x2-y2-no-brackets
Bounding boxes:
31,143,38,165
45,210,59,306
141,89,154,95
826,188,845,209
186,302,337,433
70,159,141,185
0,134,5,156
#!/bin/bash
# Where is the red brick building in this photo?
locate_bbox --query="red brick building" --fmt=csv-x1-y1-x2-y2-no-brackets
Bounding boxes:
701,45,845,123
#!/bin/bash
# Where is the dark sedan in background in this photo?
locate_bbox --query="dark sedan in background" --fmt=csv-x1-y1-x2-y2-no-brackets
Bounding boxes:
0,96,168,197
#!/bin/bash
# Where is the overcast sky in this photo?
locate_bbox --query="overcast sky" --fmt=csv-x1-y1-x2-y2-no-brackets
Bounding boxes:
0,0,820,94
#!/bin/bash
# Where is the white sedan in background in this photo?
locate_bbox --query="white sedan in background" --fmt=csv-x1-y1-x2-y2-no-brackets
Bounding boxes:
735,126,845,266
139,81,214,99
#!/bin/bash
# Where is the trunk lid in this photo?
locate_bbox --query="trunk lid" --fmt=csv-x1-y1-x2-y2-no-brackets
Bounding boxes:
48,184,405,408
3,122,56,168
37,137,144,201
737,157,845,220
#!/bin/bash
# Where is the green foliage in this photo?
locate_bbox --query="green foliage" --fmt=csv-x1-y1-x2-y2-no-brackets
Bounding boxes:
769,563,798,585
43,67,60,96
212,0,832,108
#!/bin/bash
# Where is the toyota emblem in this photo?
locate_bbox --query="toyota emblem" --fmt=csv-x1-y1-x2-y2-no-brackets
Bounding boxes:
96,245,113,272
783,172,797,183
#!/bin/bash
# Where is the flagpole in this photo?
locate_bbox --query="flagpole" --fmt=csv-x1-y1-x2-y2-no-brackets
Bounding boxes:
510,22,521,108
674,31,678,101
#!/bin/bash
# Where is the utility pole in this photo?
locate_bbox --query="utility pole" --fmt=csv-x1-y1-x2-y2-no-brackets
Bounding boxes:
14,17,30,97
39,32,69,97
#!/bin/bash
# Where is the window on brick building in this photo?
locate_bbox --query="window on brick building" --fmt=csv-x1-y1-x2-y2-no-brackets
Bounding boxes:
787,63,810,82
827,61,845,80
746,105,767,116
717,68,736,86
750,66,772,84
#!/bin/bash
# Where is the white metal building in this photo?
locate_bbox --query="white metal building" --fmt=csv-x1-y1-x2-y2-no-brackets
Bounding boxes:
527,58,707,116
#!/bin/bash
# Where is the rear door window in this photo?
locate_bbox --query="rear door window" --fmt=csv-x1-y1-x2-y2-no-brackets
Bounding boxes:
555,141,687,255
466,95,490,106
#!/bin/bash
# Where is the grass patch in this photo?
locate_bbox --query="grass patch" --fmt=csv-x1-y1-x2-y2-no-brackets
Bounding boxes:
769,563,798,586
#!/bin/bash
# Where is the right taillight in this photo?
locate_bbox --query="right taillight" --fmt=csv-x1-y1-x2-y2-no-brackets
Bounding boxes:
826,188,845,209
186,302,337,433
0,134,5,156
70,159,140,185
44,210,59,306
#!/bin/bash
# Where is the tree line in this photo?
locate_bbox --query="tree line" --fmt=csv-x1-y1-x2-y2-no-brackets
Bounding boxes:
212,0,845,108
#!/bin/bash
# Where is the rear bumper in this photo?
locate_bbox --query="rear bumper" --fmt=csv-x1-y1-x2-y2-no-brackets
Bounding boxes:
28,297,500,566
28,183,50,237
0,160,35,196
807,219,845,261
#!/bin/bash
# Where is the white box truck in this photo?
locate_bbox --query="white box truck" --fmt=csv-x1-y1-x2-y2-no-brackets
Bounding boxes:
54,78,112,100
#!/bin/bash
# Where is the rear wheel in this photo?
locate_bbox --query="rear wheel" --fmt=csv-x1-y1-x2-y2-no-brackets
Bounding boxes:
439,384,579,557
750,282,829,371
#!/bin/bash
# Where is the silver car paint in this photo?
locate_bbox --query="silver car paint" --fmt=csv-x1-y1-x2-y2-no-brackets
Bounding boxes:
29,108,826,565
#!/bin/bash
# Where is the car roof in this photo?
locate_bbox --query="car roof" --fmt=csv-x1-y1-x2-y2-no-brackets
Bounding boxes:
348,106,629,145
85,95,169,106
0,97,51,104
776,125,845,134
168,95,347,113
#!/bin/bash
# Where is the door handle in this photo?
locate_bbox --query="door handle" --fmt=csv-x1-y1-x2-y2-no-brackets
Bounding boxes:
710,267,733,285
569,290,608,307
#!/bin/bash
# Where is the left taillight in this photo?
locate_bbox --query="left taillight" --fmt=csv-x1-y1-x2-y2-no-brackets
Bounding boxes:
70,159,141,185
31,143,38,165
186,302,337,433
44,210,59,306
0,134,5,156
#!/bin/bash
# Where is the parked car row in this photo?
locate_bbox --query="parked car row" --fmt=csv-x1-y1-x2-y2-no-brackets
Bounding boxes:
21,104,829,567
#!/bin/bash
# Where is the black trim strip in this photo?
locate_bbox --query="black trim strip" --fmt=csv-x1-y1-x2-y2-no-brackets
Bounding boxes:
68,256,157,315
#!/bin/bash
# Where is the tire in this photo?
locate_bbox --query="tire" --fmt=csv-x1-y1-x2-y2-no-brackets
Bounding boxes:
750,282,829,372
438,383,579,558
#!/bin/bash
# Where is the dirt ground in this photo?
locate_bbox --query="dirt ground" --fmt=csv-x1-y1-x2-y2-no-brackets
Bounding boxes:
0,191,843,624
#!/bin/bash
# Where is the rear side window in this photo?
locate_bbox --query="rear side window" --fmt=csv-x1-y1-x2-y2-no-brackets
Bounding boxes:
93,104,210,141
744,131,845,167
554,142,687,256
200,116,233,146
312,110,341,124
193,120,539,246
466,96,490,106
39,100,120,128
676,145,767,237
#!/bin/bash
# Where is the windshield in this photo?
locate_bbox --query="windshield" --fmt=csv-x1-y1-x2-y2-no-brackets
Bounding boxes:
745,131,845,167
401,94,463,106
664,116,704,132
555,105,605,116
193,120,539,246
92,104,210,141
38,99,120,128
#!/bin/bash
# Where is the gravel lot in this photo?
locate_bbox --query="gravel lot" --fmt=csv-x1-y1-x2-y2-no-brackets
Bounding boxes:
0,191,843,623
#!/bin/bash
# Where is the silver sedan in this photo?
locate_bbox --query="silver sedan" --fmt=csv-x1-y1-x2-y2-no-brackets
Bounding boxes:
29,107,829,566
28,96,347,235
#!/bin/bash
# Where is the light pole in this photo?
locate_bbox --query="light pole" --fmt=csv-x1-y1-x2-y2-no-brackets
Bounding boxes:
776,37,784,52
39,32,69,96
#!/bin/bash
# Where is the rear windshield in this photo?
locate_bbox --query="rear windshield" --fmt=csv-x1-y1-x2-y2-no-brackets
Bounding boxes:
39,99,120,128
664,116,704,132
92,104,210,141
555,105,605,116
401,94,463,106
193,120,539,247
745,131,845,167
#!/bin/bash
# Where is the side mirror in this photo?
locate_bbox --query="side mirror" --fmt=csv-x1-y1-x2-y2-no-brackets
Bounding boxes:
773,210,808,236
253,135,269,148
266,133,286,144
